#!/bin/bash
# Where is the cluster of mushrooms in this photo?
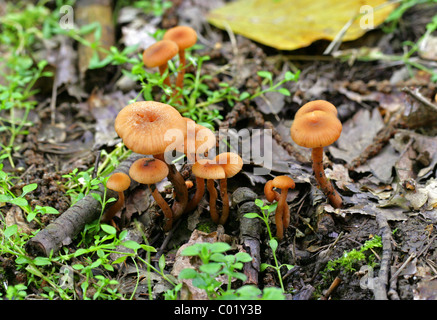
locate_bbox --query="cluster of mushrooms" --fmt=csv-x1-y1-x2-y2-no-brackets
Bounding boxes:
101,26,344,240
102,100,243,232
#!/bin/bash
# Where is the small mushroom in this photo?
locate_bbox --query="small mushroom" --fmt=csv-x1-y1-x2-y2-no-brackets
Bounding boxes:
143,40,179,87
115,101,189,219
190,160,226,223
290,101,343,208
101,172,131,224
163,26,197,90
129,157,173,231
264,179,279,203
268,176,295,240
215,152,243,225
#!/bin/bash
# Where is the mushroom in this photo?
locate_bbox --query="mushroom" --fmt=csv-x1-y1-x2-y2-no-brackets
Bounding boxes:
290,102,343,208
264,179,279,203
181,117,216,164
294,100,338,119
129,157,173,231
115,101,189,219
190,160,226,223
268,176,295,240
163,26,197,90
143,40,179,87
215,152,243,225
101,172,131,224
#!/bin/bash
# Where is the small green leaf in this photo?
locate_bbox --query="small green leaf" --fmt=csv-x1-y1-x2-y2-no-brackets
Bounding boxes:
243,212,261,219
277,87,291,96
209,242,231,254
257,70,272,81
121,240,141,251
22,183,37,195
159,254,166,272
140,244,157,252
235,252,253,263
33,257,52,266
181,245,201,257
4,224,18,238
199,262,222,274
101,224,117,235
269,239,278,252
178,268,198,279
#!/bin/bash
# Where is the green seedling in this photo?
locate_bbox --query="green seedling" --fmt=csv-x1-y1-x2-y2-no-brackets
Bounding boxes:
244,199,294,293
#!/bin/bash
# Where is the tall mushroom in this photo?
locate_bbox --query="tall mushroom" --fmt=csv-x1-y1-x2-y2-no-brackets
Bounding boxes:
183,119,217,213
290,102,343,208
115,101,189,219
163,26,197,90
101,172,131,224
129,157,173,231
215,152,243,225
143,40,179,87
191,160,226,223
268,176,295,240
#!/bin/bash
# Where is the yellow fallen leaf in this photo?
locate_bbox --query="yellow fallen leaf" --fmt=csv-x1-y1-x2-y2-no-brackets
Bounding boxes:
207,0,396,50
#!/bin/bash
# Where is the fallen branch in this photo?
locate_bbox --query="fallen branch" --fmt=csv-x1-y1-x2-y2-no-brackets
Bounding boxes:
25,152,144,257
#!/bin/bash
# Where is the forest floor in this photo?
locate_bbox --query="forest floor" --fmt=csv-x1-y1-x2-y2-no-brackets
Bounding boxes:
1,0,437,301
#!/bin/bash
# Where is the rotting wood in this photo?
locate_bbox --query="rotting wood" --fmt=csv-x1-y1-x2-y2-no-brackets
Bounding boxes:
76,0,115,92
25,152,144,257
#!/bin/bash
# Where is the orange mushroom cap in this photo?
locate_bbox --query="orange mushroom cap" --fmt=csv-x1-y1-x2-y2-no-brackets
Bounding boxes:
181,118,216,157
264,180,278,202
142,40,179,68
115,101,186,155
129,158,169,185
290,110,342,148
294,100,338,119
272,175,295,190
192,160,226,180
163,26,197,51
215,152,243,178
107,172,131,192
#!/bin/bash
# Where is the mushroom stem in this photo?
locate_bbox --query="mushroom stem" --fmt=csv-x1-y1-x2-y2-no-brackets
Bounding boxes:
185,176,205,213
275,196,284,241
206,179,219,223
101,192,124,223
149,184,173,231
311,147,342,208
218,178,229,225
159,64,171,87
175,50,186,89
279,188,290,231
154,153,188,220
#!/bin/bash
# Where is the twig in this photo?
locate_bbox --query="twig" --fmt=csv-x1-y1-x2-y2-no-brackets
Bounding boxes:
401,87,437,113
25,152,144,257
320,276,342,300
373,212,392,300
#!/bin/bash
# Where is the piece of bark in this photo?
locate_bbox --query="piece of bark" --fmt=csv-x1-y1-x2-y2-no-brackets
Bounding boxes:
76,0,115,92
234,188,262,286
25,152,144,257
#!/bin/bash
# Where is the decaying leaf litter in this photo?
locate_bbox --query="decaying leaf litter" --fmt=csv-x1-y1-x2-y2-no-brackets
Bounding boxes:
1,0,437,300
